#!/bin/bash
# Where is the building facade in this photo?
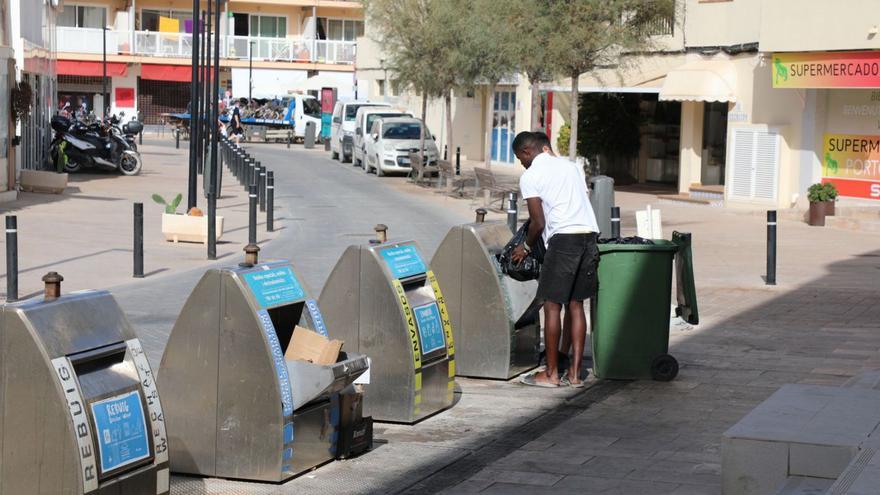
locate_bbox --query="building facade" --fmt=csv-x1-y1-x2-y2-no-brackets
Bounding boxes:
358,0,880,209
56,0,364,124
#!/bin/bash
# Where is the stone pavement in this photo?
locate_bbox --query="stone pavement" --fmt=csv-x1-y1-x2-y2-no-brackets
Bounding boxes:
0,139,278,299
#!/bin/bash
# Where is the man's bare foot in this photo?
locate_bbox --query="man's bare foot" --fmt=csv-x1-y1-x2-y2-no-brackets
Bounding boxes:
534,370,561,386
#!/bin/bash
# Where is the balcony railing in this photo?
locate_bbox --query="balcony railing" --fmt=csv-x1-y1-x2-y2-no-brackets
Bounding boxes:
56,26,356,65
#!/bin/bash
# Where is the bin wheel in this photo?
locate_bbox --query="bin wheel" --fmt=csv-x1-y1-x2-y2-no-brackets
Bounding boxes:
650,354,679,381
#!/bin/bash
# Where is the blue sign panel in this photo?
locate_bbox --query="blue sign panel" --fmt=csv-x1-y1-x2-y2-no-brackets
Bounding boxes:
243,266,305,308
90,390,151,474
414,303,446,355
306,299,328,337
257,310,294,417
380,245,427,280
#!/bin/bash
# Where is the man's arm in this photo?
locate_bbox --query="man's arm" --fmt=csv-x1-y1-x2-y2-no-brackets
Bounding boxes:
512,197,544,263
524,197,544,249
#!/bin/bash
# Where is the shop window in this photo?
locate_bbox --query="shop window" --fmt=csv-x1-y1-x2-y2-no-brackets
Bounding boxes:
58,5,106,29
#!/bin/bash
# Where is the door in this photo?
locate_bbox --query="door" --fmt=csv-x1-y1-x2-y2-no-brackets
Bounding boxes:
727,126,780,202
491,90,516,164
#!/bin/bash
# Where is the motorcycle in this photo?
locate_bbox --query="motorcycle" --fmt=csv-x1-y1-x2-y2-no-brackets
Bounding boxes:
49,114,142,176
110,112,143,152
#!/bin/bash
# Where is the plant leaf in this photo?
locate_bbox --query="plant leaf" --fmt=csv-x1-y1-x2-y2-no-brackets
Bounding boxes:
170,193,183,211
151,193,167,205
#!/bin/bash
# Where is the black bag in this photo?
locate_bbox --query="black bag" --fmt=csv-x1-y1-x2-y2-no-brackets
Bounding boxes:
497,220,545,282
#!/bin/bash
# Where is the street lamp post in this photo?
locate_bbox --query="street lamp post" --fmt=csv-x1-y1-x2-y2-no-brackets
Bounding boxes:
102,26,107,118
248,40,255,102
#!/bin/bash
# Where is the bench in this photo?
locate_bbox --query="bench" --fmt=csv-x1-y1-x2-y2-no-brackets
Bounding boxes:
473,167,518,208
437,160,472,196
408,152,439,186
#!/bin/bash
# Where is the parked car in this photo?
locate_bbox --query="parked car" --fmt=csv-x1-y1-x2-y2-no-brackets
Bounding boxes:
364,117,439,177
353,107,412,169
330,100,391,163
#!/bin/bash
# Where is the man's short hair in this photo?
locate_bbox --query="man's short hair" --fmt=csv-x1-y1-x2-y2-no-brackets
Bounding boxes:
512,131,538,153
533,131,552,152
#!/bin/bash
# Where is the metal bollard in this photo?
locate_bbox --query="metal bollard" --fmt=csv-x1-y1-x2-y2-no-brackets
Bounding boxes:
267,171,274,232
455,147,461,176
254,163,263,210
610,206,621,239
248,184,258,244
444,145,448,161
133,203,144,278
475,208,487,223
766,210,777,286
507,192,518,234
175,130,180,149
259,166,267,212
5,216,17,302
248,159,256,190
287,130,291,149
139,129,143,145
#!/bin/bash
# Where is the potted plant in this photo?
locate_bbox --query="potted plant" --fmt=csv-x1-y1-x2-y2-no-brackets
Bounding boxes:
807,182,838,226
153,193,224,244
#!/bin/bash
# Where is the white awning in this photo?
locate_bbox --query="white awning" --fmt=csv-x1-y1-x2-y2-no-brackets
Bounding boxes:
658,60,737,102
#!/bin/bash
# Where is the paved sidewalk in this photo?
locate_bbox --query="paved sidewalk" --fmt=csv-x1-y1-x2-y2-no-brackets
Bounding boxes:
0,139,277,299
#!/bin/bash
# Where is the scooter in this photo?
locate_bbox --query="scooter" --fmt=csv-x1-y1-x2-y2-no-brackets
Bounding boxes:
49,114,142,176
110,112,143,152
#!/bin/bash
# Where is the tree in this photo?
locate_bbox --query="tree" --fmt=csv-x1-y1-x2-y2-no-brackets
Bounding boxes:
547,0,674,160
365,0,448,165
509,0,557,131
457,0,518,168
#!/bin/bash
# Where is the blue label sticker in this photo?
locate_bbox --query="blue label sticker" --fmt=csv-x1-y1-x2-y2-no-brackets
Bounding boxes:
243,267,305,308
90,390,151,474
283,423,294,444
258,310,294,416
380,245,427,279
413,303,446,355
306,299,328,337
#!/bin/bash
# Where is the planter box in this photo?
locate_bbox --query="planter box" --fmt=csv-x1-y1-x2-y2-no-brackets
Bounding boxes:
19,170,68,194
162,213,224,244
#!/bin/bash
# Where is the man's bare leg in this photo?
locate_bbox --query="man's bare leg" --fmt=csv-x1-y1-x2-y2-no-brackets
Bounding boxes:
535,301,563,385
567,300,587,384
561,308,572,357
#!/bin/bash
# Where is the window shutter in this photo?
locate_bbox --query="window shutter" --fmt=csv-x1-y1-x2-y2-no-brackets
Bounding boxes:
728,126,779,202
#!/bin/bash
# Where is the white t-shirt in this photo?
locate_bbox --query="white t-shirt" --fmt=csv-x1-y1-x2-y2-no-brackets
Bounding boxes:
519,152,599,246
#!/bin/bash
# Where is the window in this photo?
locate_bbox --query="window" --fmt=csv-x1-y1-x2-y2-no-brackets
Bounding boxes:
316,18,364,41
383,122,422,140
139,9,192,32
58,5,106,29
249,15,286,38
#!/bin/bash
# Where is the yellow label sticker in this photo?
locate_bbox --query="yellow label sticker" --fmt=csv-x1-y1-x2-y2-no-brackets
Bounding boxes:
414,372,422,392
448,360,455,378
427,271,455,357
393,279,422,371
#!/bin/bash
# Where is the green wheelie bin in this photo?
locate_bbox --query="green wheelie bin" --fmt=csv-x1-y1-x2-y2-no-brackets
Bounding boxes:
590,231,699,381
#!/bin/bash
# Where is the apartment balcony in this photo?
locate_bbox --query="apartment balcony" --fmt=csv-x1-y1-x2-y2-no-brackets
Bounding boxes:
56,27,356,65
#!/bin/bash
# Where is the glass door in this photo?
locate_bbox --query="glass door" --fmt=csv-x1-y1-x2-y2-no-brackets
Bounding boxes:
491,90,516,164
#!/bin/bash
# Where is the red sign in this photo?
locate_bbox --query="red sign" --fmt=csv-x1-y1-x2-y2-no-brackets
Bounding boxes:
823,177,880,200
115,88,135,108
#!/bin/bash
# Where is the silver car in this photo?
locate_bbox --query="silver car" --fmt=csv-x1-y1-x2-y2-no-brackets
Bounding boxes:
364,117,439,177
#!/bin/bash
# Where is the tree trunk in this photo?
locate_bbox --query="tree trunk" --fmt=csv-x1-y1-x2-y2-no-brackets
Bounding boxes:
530,76,541,131
419,91,428,166
445,89,453,166
484,84,495,169
569,72,579,161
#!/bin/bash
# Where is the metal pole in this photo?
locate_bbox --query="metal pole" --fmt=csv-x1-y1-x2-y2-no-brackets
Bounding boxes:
187,0,199,210
248,41,254,102
610,206,621,239
506,192,518,234
175,129,180,149
259,166,266,212
207,0,221,261
444,144,447,161
248,183,257,244
248,159,256,190
287,130,291,149
5,216,17,302
766,210,777,286
198,9,207,175
133,203,144,278
267,171,274,232
253,162,262,206
102,27,107,119
455,146,461,176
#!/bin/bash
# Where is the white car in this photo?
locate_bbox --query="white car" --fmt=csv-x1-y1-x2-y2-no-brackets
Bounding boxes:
353,107,412,169
364,117,440,177
330,100,391,163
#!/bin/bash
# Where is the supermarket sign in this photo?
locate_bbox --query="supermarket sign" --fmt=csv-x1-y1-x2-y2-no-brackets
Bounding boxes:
773,51,880,89
822,133,880,200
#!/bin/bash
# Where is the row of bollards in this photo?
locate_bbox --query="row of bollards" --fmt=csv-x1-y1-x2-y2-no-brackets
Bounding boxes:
219,136,275,237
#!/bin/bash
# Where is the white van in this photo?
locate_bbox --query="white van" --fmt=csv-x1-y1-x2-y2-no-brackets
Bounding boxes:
330,101,391,163
353,107,412,169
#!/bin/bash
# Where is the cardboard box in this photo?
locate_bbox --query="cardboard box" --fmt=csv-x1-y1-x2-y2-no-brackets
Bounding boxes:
285,326,342,365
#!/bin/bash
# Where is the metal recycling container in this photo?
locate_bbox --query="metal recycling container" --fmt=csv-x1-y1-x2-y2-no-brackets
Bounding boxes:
590,232,698,381
0,286,170,494
158,259,367,482
305,121,316,149
588,175,615,238
319,240,456,424
431,220,540,380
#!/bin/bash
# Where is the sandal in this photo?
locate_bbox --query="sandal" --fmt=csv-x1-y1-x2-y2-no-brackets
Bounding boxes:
519,371,560,388
561,376,586,388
